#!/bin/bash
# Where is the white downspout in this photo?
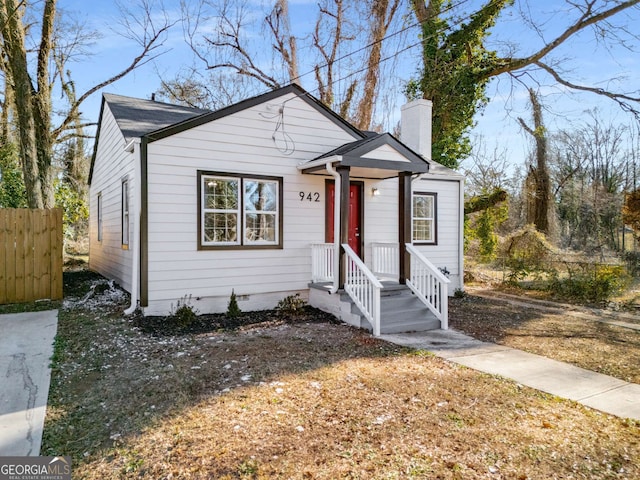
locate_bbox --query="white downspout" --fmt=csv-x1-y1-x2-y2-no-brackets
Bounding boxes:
458,176,465,293
326,162,341,294
124,139,141,315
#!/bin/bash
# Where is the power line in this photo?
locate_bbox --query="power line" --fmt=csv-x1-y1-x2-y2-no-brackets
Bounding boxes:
288,0,477,87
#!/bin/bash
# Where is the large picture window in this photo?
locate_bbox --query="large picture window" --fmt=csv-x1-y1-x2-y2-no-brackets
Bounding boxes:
198,171,282,249
412,192,437,244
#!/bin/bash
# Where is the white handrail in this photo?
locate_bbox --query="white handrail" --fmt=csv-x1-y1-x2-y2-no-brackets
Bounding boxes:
405,243,450,329
342,244,383,336
371,242,399,280
311,243,335,283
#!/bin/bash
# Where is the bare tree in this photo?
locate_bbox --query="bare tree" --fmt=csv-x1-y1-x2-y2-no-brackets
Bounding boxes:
519,89,552,235
551,114,630,250
266,0,299,84
179,0,404,129
0,0,174,208
352,0,401,129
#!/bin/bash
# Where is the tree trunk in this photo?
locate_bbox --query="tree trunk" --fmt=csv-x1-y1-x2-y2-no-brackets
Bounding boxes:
353,0,400,130
519,89,551,235
0,0,45,208
34,0,57,208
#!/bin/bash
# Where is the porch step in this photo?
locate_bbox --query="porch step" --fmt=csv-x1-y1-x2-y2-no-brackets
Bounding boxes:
342,285,441,334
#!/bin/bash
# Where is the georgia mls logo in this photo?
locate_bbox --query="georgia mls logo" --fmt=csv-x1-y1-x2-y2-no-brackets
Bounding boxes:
48,457,70,474
0,456,71,480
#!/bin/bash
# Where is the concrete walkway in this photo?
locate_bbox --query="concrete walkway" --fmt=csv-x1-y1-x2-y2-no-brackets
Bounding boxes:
0,310,58,456
380,328,640,421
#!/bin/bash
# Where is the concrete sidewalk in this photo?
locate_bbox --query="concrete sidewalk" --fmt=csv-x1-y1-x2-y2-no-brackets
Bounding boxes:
380,329,640,421
0,310,58,456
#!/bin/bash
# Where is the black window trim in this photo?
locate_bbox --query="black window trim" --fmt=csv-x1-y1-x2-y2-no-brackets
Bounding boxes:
412,191,437,245
197,170,284,250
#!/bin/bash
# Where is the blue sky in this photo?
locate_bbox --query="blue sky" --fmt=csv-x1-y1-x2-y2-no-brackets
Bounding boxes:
57,0,640,169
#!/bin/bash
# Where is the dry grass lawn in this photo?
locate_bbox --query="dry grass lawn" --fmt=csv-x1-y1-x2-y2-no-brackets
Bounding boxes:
450,292,640,384
41,273,639,479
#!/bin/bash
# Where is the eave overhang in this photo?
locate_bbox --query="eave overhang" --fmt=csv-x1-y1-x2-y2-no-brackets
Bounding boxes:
297,133,429,179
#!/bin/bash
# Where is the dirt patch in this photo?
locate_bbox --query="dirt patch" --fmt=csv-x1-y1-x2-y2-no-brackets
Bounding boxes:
449,292,640,383
42,272,640,479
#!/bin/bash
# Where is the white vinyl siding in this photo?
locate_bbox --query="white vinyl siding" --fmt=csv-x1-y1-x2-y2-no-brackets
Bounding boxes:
413,177,463,292
144,93,359,314
88,105,135,292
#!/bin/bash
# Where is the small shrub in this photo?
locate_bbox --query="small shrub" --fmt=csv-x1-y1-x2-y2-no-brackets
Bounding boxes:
170,295,198,327
548,264,630,303
227,290,242,318
454,288,466,298
276,293,306,313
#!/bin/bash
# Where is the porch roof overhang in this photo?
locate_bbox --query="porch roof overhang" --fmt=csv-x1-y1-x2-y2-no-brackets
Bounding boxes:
297,133,429,179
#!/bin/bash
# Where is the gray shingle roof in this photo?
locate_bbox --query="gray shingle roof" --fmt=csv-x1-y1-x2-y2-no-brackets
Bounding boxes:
103,93,210,141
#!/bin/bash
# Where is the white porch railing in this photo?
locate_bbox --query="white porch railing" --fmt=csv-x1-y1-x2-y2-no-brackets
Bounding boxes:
311,243,335,282
405,243,450,329
342,244,383,336
371,242,399,280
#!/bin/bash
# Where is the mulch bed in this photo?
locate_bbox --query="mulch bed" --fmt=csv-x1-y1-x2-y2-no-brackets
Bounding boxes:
134,306,340,336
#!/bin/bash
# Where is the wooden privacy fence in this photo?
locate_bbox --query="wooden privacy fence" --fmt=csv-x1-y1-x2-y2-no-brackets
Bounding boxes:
0,208,63,304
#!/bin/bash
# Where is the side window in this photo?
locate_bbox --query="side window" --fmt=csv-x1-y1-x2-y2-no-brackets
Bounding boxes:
97,192,103,242
412,192,437,244
122,179,129,248
199,171,282,249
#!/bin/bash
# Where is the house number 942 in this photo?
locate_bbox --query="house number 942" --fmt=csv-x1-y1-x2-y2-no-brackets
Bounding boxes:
299,192,320,202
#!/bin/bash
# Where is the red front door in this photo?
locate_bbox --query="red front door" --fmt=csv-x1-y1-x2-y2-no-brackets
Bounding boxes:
326,182,362,257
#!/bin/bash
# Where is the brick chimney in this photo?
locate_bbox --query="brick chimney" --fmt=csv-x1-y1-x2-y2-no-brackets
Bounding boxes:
400,99,433,161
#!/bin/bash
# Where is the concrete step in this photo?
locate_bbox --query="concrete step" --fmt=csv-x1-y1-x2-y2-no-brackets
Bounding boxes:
341,285,441,334
380,304,440,333
379,317,441,334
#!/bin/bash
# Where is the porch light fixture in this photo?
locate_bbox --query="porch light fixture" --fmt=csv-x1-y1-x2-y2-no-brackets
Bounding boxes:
371,187,380,196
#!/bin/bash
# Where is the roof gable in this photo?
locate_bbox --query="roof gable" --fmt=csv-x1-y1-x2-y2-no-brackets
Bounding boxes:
306,133,429,177
103,93,210,142
143,84,364,142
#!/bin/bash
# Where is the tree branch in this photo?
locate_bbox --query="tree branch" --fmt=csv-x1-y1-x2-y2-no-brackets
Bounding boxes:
52,6,174,139
487,0,640,77
535,60,640,117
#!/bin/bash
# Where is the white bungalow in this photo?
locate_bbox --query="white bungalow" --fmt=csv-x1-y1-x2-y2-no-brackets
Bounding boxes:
88,84,464,335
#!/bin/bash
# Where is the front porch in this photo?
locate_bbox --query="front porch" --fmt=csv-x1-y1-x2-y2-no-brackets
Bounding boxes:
309,242,450,336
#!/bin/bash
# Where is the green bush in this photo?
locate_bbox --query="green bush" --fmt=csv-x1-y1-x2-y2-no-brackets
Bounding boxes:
0,143,27,208
170,295,198,327
227,290,242,318
55,180,88,240
548,264,629,303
